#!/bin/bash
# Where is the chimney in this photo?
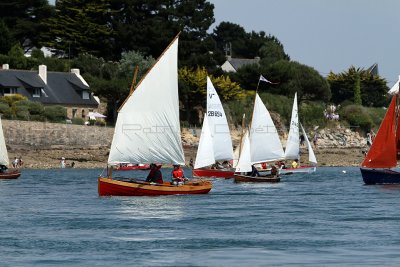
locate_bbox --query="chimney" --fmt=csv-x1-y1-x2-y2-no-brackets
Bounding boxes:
70,68,80,75
2,64,9,70
38,65,47,84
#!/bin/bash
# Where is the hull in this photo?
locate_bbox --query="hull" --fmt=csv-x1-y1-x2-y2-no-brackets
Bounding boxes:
114,165,150,171
279,166,316,175
0,170,21,179
233,174,280,183
360,168,400,185
192,168,235,178
98,177,212,196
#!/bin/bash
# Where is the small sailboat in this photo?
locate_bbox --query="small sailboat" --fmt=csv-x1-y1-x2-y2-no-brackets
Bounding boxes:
0,116,20,179
280,93,317,174
192,77,235,178
233,93,283,183
98,34,212,196
360,92,400,184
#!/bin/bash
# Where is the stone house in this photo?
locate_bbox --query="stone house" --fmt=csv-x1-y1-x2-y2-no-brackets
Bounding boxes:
0,64,99,120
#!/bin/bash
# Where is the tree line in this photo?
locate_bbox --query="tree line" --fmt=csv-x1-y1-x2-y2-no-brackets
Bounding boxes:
0,0,390,127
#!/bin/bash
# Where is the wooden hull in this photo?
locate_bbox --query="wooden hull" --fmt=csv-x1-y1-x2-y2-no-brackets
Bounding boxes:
279,166,316,175
98,177,212,196
233,174,280,183
0,170,21,179
192,168,235,178
114,165,150,171
360,168,400,185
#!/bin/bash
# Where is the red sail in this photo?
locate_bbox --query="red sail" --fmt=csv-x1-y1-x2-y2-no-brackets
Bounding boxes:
397,103,400,160
362,95,397,168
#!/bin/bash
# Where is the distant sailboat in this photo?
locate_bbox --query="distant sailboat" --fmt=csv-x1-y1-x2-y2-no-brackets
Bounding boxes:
192,77,235,178
280,93,317,174
98,34,212,196
0,116,20,179
233,93,283,183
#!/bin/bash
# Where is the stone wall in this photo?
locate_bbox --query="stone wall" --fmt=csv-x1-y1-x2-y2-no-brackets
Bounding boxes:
2,120,114,149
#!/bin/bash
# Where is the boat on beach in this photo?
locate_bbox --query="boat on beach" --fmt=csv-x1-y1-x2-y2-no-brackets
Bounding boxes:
233,93,284,183
360,86,400,184
98,34,212,196
280,92,317,175
192,77,235,178
0,116,20,179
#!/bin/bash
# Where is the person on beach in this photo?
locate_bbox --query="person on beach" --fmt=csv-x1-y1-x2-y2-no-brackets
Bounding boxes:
60,157,66,168
12,157,19,168
18,156,23,168
146,163,163,184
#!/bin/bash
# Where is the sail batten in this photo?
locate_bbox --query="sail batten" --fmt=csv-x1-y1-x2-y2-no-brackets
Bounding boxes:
362,95,397,168
108,37,185,165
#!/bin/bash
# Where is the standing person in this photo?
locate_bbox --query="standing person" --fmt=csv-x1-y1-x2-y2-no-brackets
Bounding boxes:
146,163,163,184
18,156,23,168
60,157,66,168
171,164,185,185
12,157,19,168
313,133,319,148
366,132,372,146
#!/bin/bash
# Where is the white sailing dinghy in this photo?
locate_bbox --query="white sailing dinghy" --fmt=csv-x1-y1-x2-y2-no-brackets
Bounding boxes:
0,116,20,179
234,93,284,182
98,34,212,196
192,77,235,178
280,93,317,174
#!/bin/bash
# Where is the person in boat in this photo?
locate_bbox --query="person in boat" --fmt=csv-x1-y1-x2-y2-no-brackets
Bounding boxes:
146,163,163,184
215,161,224,169
222,161,232,168
189,158,194,169
300,134,305,146
247,164,260,177
0,164,8,173
271,165,278,176
291,159,299,169
171,164,186,185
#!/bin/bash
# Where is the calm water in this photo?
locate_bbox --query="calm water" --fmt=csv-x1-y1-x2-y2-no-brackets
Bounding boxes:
1,167,400,266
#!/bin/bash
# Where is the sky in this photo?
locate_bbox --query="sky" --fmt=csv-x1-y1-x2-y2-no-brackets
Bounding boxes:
47,0,399,85
208,0,400,85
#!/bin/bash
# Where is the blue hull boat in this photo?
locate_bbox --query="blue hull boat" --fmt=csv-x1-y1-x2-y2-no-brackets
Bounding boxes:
360,168,400,185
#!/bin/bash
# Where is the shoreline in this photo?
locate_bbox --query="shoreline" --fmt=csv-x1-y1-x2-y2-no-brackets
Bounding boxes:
8,146,366,169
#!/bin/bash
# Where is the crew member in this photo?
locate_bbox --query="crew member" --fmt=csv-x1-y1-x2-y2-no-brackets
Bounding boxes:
146,163,163,184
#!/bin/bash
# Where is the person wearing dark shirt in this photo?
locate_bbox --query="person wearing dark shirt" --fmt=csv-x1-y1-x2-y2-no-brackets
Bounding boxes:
246,165,260,177
146,163,163,184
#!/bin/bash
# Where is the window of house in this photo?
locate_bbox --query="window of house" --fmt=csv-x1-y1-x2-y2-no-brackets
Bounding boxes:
3,87,17,95
72,108,77,118
82,90,90,100
32,88,41,98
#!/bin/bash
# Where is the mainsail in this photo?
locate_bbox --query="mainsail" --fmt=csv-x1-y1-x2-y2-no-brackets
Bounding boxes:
108,36,185,165
284,93,299,159
300,123,317,165
250,93,285,163
194,115,215,169
0,117,9,166
362,95,397,168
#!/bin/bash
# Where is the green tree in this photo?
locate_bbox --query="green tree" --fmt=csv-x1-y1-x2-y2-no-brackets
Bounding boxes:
0,20,13,54
327,66,388,107
354,73,362,105
42,0,114,59
7,44,27,69
0,0,53,51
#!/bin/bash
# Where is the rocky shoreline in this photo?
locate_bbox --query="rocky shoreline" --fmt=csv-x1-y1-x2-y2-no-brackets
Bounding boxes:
8,126,368,169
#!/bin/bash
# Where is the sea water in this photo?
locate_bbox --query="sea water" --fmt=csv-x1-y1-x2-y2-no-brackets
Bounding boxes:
0,167,400,266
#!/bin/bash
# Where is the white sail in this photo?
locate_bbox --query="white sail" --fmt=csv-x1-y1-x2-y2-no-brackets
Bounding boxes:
250,93,285,163
0,117,8,166
284,93,300,159
300,123,317,165
108,37,185,165
235,131,252,173
194,115,215,169
206,77,234,161
388,75,400,95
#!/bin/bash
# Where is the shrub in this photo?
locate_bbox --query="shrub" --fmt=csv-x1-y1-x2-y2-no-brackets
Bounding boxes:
44,105,67,122
15,105,30,120
339,105,372,132
0,102,12,118
299,101,327,128
72,117,85,125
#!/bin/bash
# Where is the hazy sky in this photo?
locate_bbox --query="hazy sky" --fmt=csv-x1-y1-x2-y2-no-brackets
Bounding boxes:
208,0,400,85
47,0,398,85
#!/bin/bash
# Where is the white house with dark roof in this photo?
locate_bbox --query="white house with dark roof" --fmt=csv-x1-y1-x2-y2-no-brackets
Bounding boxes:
221,56,261,72
0,64,99,120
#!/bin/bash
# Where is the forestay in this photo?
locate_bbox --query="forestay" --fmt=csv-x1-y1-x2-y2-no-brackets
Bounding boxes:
108,37,185,165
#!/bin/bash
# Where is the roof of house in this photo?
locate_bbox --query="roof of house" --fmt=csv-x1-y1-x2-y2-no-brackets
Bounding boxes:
0,69,98,107
225,57,260,71
367,63,378,76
